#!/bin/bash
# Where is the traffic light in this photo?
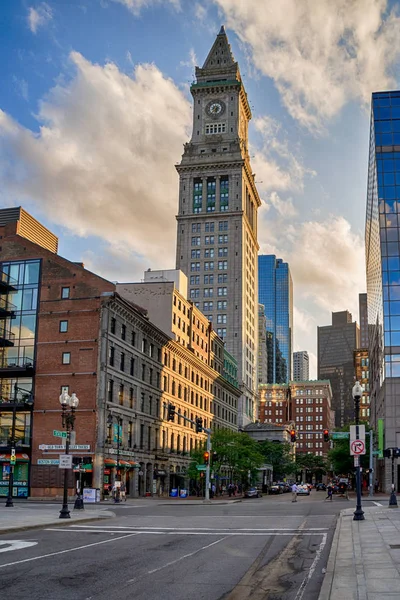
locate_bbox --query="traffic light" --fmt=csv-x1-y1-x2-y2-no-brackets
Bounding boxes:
212,451,218,464
203,451,210,465
195,417,203,433
384,448,392,458
290,429,296,443
167,403,176,422
394,448,400,458
323,429,330,443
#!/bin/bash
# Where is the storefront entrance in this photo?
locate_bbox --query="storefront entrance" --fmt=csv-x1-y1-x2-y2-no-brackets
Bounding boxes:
0,453,30,498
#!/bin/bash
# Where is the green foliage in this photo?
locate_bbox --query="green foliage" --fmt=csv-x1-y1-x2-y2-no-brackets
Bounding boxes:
258,440,295,479
188,429,264,485
295,453,327,474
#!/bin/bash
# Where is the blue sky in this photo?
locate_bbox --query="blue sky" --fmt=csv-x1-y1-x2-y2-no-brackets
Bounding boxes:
1,0,400,375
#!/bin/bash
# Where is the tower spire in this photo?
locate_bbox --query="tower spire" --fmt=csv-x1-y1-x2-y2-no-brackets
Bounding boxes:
200,26,236,72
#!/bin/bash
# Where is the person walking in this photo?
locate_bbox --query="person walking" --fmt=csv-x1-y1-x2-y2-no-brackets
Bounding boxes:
120,481,127,502
291,482,298,502
325,484,333,501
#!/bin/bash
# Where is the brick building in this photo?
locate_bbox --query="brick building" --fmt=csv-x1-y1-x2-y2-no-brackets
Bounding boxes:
0,209,240,498
259,381,334,457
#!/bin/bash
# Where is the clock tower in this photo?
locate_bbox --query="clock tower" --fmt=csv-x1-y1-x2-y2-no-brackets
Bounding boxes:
175,27,261,427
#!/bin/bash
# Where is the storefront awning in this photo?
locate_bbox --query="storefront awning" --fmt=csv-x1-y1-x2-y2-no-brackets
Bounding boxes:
0,453,30,462
119,460,131,468
129,461,140,468
104,458,117,467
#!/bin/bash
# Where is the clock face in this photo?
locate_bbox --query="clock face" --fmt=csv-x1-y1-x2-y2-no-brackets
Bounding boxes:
206,100,225,118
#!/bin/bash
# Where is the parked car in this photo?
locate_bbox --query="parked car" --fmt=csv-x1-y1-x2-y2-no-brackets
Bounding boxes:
269,484,283,495
316,483,326,491
277,482,290,493
244,487,262,498
296,485,310,496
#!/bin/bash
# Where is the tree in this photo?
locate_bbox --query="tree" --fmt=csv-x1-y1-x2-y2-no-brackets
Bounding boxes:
258,440,295,480
295,453,327,478
328,423,372,476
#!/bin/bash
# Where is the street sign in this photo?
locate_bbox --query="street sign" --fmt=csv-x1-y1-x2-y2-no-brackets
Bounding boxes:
39,444,90,450
354,456,360,467
196,465,207,471
37,459,59,465
350,425,365,443
53,430,67,438
59,455,73,469
373,450,380,455
332,432,350,440
350,439,366,455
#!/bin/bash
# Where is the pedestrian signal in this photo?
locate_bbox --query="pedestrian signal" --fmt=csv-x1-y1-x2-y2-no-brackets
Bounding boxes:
290,430,296,443
323,429,330,442
203,451,210,465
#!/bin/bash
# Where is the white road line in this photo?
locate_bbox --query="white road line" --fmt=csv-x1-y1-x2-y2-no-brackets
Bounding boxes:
44,529,326,536
69,525,329,531
294,533,328,600
0,532,139,570
372,501,383,506
127,537,227,583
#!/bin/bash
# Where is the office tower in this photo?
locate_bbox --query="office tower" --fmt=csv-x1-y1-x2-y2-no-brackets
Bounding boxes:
317,311,360,427
293,351,310,381
258,255,293,384
258,304,268,384
175,27,260,427
359,293,369,348
366,90,400,492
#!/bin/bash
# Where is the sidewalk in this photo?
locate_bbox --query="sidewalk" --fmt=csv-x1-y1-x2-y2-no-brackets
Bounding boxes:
0,505,115,535
319,504,400,600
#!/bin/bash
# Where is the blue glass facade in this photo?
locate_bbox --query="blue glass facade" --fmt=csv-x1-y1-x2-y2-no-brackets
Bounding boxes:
258,255,293,384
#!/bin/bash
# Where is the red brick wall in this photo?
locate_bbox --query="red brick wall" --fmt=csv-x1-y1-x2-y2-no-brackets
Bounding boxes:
0,227,115,496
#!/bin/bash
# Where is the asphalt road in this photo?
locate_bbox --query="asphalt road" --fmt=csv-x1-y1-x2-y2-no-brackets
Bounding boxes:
0,492,347,600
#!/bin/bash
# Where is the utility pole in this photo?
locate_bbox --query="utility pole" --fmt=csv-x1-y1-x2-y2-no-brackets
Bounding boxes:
369,430,374,498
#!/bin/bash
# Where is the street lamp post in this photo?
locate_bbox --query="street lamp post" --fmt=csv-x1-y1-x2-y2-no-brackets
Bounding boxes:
74,457,85,510
59,392,79,519
108,414,122,501
352,381,365,521
389,449,398,507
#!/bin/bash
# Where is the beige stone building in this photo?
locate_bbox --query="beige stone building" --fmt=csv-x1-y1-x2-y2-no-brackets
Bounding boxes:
174,27,260,427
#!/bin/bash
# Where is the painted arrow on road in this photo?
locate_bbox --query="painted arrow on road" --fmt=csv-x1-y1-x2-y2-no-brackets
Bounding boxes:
0,540,37,554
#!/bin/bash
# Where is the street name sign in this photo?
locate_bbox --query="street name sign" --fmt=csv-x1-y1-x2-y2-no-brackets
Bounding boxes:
39,444,90,450
332,432,350,440
37,459,59,465
350,439,366,455
53,430,67,438
196,465,207,471
59,455,73,469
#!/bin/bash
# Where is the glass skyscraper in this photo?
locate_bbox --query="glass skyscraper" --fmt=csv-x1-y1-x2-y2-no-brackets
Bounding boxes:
258,255,293,384
366,90,400,492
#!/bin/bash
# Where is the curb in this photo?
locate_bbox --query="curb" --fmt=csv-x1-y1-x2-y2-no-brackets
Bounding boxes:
318,512,341,600
0,511,115,535
158,499,242,506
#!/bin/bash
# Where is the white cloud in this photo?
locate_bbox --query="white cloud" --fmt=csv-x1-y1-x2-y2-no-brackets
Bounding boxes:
268,191,297,218
180,48,197,69
12,77,29,102
0,52,191,265
213,0,400,131
111,0,180,16
194,3,207,22
27,3,53,34
251,115,315,194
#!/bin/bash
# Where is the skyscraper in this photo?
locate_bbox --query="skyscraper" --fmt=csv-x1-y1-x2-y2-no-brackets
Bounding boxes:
175,27,260,427
293,351,310,381
258,255,293,384
359,293,369,348
258,304,268,384
366,90,400,492
317,311,360,427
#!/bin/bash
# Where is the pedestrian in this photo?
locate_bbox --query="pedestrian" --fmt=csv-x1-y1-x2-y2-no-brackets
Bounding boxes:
326,484,333,501
120,481,127,502
211,483,216,499
228,483,233,497
291,482,297,502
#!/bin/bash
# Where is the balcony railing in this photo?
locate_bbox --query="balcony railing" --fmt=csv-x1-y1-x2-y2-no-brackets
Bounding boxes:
0,271,18,293
0,326,15,346
0,296,17,313
0,356,34,370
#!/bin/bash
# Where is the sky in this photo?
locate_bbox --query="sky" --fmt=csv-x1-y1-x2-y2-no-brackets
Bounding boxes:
1,0,400,377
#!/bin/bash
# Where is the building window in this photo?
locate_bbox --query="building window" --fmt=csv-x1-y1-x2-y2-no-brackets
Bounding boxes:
204,248,214,258
191,236,201,246
111,318,116,334
131,331,136,346
218,274,228,283
217,314,227,324
120,352,125,372
217,328,227,339
59,320,68,333
190,289,200,299
142,339,147,354
193,178,203,213
204,288,213,298
121,324,126,340
205,222,214,232
205,123,226,134
205,236,215,245
190,275,200,285
109,346,115,366
129,387,134,409
207,177,216,212
203,301,213,311
217,287,227,296
217,300,227,309
108,379,114,402
191,262,200,272
191,249,201,259
219,221,228,231
204,261,214,271
119,384,124,405
220,176,229,211
62,352,71,365
204,274,214,284
61,287,70,299
218,247,228,257
218,234,228,243
130,357,135,376
192,223,201,233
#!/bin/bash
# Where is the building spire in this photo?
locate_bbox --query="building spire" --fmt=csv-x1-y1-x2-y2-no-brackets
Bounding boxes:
201,25,236,71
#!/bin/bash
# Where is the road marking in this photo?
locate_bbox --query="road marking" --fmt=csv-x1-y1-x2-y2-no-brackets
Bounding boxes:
127,537,227,583
45,528,326,536
0,532,139,570
0,541,38,554
69,525,329,532
372,501,383,506
294,533,328,600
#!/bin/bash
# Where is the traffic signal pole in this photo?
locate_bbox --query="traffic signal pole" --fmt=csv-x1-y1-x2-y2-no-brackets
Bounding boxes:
205,431,211,503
